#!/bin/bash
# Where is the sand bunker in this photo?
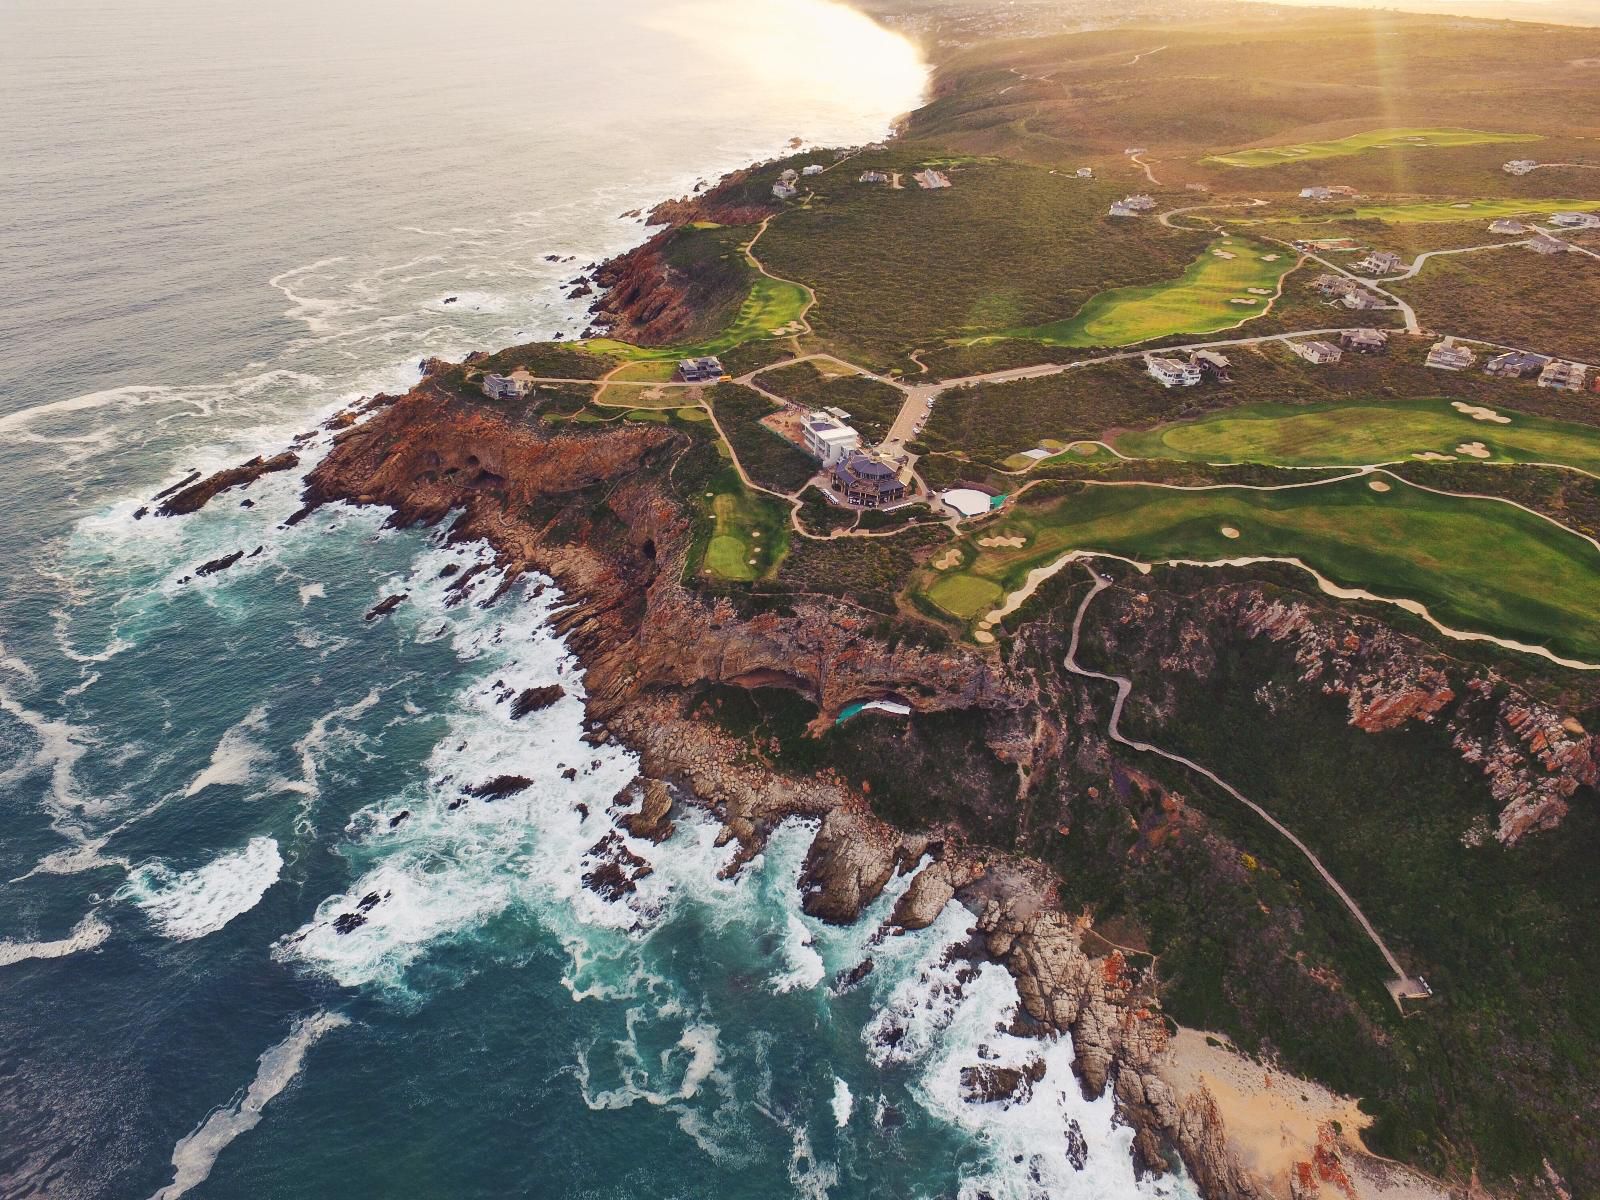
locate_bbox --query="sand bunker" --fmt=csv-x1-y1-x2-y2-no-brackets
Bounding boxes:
1229,298,1258,306
973,630,995,645
1212,250,1237,259
1246,287,1272,295
1451,401,1511,424
1455,441,1492,459
1368,479,1392,493
1260,253,1280,261
1412,451,1456,462
932,548,963,571
978,535,1028,549
1220,526,1241,539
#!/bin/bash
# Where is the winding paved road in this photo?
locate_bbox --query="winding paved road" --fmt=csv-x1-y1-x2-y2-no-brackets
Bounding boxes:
1062,563,1429,1002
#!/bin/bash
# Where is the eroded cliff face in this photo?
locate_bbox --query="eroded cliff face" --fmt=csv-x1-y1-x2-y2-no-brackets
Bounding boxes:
1093,584,1598,846
164,378,1592,1199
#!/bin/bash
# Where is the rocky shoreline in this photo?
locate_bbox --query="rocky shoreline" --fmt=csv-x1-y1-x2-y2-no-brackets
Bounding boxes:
143,156,1599,1199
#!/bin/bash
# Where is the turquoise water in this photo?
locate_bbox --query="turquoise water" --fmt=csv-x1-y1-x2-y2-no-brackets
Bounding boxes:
0,4,1191,1197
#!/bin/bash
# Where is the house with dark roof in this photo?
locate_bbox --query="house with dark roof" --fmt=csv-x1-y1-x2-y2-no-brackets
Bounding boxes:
1341,328,1390,354
677,357,727,384
1484,350,1549,379
831,452,907,508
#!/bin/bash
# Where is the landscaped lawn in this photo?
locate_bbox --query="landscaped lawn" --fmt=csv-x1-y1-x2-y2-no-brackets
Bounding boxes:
979,238,1296,348
919,476,1600,661
1204,127,1540,169
1114,398,1600,474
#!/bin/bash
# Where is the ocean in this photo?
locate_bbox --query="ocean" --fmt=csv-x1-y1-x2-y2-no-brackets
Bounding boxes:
0,3,1192,1197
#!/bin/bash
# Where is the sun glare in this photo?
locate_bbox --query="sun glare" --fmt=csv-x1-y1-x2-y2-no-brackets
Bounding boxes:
646,0,930,127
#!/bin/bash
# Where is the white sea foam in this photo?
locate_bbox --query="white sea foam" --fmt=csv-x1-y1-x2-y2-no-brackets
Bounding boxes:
0,911,111,967
830,1076,854,1129
148,1011,349,1200
785,1121,839,1200
183,705,270,797
121,837,283,941
275,545,676,994
863,913,1197,1200
297,582,326,606
771,911,826,994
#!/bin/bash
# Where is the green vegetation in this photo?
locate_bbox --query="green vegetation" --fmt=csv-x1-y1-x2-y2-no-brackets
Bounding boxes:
696,471,790,582
1256,198,1600,226
919,477,1600,659
584,221,810,364
754,156,1208,368
1116,397,1600,474
474,341,618,380
752,360,906,440
1078,604,1600,1190
1391,249,1600,365
1205,127,1539,169
706,383,818,494
983,238,1295,347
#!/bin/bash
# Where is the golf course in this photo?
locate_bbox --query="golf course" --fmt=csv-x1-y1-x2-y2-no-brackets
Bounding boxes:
1113,397,1600,474
697,467,790,583
1204,126,1540,169
1258,197,1600,225
917,476,1600,662
981,238,1295,348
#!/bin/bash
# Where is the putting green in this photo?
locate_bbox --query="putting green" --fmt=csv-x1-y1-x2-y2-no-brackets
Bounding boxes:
926,477,1600,661
1205,127,1539,169
981,239,1295,348
1114,398,1600,474
700,485,790,583
927,572,1005,619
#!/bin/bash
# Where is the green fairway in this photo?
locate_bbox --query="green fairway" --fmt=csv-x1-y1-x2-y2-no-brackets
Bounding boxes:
921,477,1600,661
981,239,1295,348
1114,398,1600,474
698,474,791,583
1204,127,1539,169
1262,198,1600,226
587,273,810,363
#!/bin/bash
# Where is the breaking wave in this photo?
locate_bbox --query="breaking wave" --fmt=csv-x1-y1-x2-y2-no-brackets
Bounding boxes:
121,837,285,941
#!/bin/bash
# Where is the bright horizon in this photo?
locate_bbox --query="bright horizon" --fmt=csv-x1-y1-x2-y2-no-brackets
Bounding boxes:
1237,0,1600,27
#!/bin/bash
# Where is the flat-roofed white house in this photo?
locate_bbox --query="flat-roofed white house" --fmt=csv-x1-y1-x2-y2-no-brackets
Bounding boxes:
482,374,529,401
1425,340,1476,371
1528,233,1569,255
802,164,825,176
1539,360,1589,391
1122,194,1157,211
1300,186,1335,201
1549,211,1600,229
1355,251,1404,275
802,412,861,466
1291,339,1342,365
1489,218,1529,235
1145,355,1202,388
1503,159,1538,176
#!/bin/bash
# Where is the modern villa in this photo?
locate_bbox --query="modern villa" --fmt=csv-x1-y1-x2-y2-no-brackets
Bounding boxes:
802,412,861,466
676,357,727,384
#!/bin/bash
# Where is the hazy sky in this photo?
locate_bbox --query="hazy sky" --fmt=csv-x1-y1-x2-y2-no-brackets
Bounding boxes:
1241,0,1599,26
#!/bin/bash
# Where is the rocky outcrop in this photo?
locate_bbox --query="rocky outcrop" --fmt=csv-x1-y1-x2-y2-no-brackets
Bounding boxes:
1102,585,1599,846
157,452,300,516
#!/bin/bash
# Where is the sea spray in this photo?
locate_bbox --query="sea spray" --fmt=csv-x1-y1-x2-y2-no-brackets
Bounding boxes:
121,837,285,942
